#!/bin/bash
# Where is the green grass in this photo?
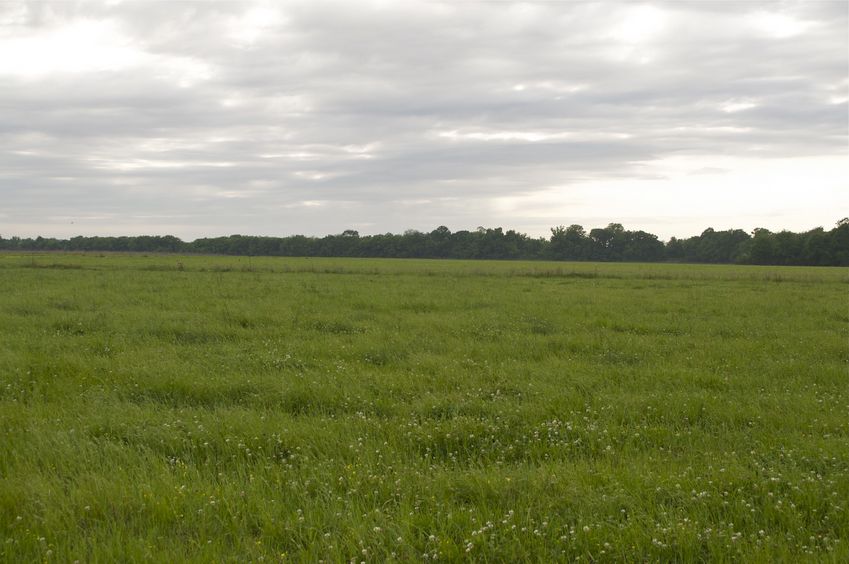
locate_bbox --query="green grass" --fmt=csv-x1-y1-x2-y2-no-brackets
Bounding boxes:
1,253,847,562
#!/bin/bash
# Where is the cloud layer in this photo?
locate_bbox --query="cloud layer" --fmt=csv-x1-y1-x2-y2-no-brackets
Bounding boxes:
1,1,846,239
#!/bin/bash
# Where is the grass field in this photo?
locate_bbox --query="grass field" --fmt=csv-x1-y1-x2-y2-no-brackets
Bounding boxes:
1,253,847,562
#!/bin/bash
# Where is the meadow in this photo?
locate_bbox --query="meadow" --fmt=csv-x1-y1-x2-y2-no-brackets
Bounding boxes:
1,253,847,562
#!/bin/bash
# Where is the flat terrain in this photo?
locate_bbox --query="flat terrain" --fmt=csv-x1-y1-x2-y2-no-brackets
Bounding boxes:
1,253,847,562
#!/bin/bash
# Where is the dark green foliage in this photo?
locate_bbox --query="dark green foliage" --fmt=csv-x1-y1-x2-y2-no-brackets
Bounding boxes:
1,220,847,265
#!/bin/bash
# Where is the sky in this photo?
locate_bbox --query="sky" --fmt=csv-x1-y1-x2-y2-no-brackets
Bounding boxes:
0,0,847,241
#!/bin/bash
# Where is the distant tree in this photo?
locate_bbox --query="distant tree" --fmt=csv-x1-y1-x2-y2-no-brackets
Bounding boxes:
802,228,831,265
832,219,849,265
550,224,589,260
431,225,451,240
746,228,778,265
620,230,664,262
588,227,614,257
665,237,684,261
3,219,846,265
587,223,625,260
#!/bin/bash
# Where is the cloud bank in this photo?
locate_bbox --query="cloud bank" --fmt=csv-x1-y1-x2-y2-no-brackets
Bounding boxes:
0,1,846,240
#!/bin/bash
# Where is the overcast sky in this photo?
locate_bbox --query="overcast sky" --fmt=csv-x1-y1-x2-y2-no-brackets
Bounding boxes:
0,0,846,241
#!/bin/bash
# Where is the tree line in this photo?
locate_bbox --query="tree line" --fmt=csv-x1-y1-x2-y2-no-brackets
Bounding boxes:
1,220,847,266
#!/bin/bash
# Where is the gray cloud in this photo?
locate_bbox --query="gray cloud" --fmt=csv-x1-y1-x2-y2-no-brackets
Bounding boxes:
0,0,846,239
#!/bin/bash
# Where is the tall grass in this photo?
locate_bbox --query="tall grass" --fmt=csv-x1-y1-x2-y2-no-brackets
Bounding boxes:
1,254,847,561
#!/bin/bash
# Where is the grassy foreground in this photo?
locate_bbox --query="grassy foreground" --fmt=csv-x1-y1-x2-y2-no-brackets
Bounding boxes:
1,253,847,562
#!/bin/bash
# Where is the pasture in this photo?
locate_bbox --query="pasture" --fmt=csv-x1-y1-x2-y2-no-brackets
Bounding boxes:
1,253,847,562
